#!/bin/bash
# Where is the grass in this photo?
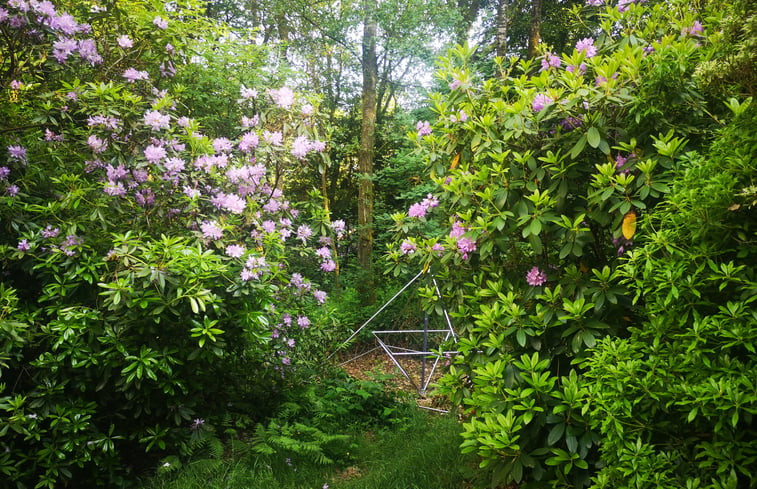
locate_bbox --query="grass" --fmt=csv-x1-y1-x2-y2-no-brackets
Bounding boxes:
141,408,473,489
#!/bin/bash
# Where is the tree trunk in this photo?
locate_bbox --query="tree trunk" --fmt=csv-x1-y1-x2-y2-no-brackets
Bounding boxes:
358,0,378,304
528,0,542,58
495,0,509,58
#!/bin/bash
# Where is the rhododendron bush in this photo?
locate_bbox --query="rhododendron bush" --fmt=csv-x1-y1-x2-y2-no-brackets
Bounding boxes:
389,0,755,487
0,0,335,485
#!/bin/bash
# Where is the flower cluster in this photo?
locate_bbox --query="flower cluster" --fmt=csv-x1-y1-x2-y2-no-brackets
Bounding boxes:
407,193,440,218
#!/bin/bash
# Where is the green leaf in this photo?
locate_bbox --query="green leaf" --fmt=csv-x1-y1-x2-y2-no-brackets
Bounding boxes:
570,135,587,159
548,423,565,445
587,127,601,149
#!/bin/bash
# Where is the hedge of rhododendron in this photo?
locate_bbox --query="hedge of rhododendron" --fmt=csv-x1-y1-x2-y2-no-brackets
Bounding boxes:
389,0,755,487
0,0,338,486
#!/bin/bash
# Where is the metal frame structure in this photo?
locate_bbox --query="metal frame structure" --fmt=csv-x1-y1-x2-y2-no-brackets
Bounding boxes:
331,269,458,395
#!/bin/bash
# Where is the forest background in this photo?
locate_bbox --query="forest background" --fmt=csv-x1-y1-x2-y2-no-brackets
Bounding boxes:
0,0,755,488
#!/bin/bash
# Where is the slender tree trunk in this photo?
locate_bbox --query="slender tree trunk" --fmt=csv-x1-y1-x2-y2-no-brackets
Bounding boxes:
528,0,542,58
495,0,509,58
358,0,378,304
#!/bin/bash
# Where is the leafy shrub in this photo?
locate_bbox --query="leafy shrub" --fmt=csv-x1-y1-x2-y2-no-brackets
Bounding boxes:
0,1,336,486
388,0,755,487
581,101,756,489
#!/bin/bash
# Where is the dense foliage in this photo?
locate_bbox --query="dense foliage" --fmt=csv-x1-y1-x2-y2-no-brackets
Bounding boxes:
0,0,340,486
390,0,756,487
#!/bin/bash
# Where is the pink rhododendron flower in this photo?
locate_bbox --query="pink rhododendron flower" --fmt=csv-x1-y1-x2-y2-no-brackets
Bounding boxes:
526,266,547,286
270,86,295,109
143,110,170,131
144,144,166,163
575,37,597,58
201,220,223,240
540,53,561,71
532,93,554,112
416,121,432,136
117,35,133,48
263,131,283,146
225,244,246,258
153,16,168,29
400,240,417,254
123,68,149,82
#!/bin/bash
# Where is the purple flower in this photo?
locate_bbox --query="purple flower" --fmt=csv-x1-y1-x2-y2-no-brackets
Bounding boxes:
532,93,553,112
87,135,107,153
297,316,310,328
416,121,432,137
320,260,336,272
0,167,9,180
566,63,587,75
153,16,168,29
52,37,77,63
77,39,102,65
7,185,19,196
540,53,561,71
560,116,583,131
144,110,170,131
104,180,126,196
17,239,31,251
456,237,476,260
291,136,311,159
449,220,466,239
296,225,313,243
226,244,246,258
238,132,259,153
400,240,417,255
331,219,346,237
117,35,133,48
241,115,259,128
408,202,427,218
144,144,166,163
135,188,155,207
313,290,327,304
7,145,26,161
213,137,233,153
123,68,149,82
263,131,283,146
449,78,462,90
526,266,547,286
682,21,704,37
201,220,223,240
575,37,597,58
281,357,291,365
270,86,295,109
41,225,60,238
585,0,604,5
617,0,642,12
190,418,205,430
316,246,332,260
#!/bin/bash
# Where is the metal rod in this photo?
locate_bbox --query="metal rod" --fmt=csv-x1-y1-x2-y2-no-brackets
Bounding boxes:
417,405,449,414
327,268,427,360
373,329,451,334
337,346,381,367
432,277,458,343
421,313,428,394
374,335,418,391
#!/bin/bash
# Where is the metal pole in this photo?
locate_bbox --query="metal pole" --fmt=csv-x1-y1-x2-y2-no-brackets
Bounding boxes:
421,312,428,395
